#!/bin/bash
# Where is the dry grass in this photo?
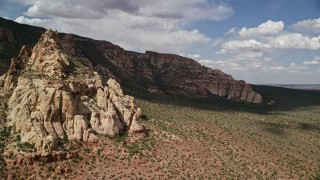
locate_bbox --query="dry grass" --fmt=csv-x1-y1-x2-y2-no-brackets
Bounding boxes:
2,94,320,179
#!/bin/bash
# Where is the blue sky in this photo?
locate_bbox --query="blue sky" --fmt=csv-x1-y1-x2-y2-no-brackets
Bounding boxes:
0,0,320,84
191,0,319,41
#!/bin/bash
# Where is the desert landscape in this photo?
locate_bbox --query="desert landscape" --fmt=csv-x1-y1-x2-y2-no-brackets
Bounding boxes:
2,85,320,179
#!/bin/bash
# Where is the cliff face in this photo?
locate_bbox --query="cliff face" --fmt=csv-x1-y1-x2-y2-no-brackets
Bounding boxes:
89,43,263,103
142,51,262,103
0,30,145,154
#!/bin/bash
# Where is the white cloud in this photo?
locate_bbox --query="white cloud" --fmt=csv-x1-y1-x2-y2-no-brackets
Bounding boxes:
15,13,212,54
219,39,270,53
198,59,241,71
198,48,310,79
141,0,233,21
303,56,320,65
220,33,320,53
218,20,320,53
292,18,320,34
14,0,233,54
271,33,320,49
198,57,309,78
224,27,238,36
211,19,320,83
15,16,48,25
239,20,284,37
288,62,307,73
179,53,202,60
23,0,233,21
24,0,141,18
235,51,264,60
269,66,288,72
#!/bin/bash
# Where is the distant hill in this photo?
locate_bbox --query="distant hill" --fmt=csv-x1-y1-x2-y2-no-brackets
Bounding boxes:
0,17,45,75
267,84,320,91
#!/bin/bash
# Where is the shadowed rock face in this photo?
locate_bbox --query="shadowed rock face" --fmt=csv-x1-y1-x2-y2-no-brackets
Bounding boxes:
0,28,14,43
0,30,145,153
90,45,263,103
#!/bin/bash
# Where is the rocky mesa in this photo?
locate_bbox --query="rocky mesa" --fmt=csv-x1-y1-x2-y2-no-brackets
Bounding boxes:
0,30,145,157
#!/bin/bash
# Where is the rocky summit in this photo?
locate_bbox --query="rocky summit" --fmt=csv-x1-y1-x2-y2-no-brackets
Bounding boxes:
0,29,145,157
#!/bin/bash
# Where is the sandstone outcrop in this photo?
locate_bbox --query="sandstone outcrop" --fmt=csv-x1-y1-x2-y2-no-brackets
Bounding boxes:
0,29,145,154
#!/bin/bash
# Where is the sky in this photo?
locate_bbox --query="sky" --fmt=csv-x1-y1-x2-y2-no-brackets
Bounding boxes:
0,0,320,84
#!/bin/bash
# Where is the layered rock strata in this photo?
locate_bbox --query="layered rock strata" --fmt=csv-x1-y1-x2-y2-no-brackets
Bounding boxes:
141,52,263,103
97,49,263,103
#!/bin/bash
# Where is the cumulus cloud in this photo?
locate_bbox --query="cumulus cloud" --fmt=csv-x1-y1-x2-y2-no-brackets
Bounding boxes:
22,0,233,21
239,20,284,37
199,51,267,72
198,52,309,79
15,13,211,54
271,33,320,49
224,27,238,36
219,39,270,53
209,19,320,83
13,0,233,54
140,0,233,21
24,0,141,19
198,59,241,71
292,18,320,34
219,20,320,53
236,51,264,60
15,16,48,25
220,33,320,53
303,56,320,65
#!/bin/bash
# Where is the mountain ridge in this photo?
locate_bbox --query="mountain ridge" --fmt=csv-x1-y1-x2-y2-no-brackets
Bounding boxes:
0,17,262,103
